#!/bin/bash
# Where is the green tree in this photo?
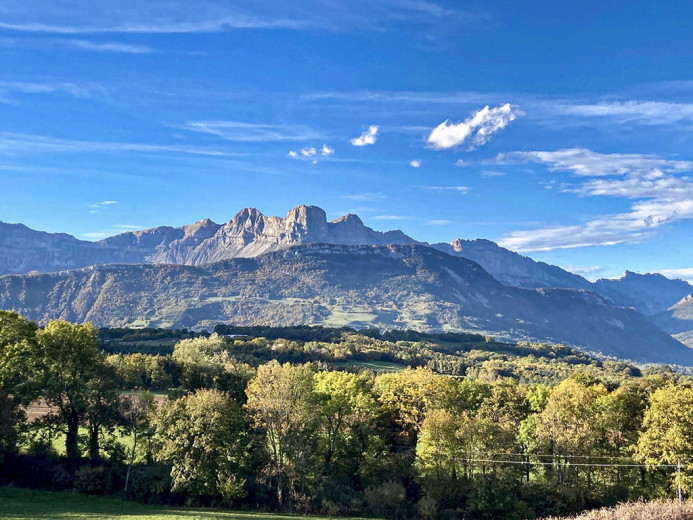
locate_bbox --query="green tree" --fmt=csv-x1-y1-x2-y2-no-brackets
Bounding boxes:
29,320,106,460
155,389,249,504
172,333,227,390
0,311,39,458
313,370,380,478
637,384,693,493
245,360,317,506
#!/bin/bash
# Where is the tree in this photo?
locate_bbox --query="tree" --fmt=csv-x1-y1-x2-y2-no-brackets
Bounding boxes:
172,333,227,390
637,384,693,493
375,367,463,444
0,311,39,458
28,320,106,460
155,389,249,504
245,360,317,506
122,391,157,493
84,363,122,460
313,370,380,478
416,408,461,480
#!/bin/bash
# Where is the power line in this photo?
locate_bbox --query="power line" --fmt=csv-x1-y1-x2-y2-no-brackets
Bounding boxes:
455,457,678,469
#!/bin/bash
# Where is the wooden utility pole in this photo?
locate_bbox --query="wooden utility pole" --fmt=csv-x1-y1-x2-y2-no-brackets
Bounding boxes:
678,459,683,506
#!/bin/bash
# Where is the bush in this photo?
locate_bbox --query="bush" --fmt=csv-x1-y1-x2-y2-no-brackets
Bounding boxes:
365,480,408,519
74,465,115,495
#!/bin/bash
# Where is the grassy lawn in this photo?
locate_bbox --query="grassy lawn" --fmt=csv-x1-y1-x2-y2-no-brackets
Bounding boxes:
0,487,374,520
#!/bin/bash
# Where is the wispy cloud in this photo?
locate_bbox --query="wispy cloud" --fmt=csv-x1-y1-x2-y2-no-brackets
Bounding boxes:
561,265,603,276
341,193,386,202
182,121,322,142
0,81,104,102
481,170,505,177
0,1,484,36
426,103,522,150
497,148,693,252
89,200,117,214
427,219,451,225
0,132,241,157
422,185,469,194
68,39,156,53
0,17,308,35
660,268,693,284
372,214,412,221
350,125,379,146
551,100,693,125
409,159,421,168
496,148,693,177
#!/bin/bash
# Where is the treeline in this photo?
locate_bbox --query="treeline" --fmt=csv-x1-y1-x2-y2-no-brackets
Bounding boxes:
1,311,693,519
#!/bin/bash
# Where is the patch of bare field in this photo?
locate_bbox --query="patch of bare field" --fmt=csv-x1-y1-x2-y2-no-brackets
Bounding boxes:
545,501,693,519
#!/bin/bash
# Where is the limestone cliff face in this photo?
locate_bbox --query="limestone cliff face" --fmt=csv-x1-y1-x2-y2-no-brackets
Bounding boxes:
0,205,417,274
432,238,593,291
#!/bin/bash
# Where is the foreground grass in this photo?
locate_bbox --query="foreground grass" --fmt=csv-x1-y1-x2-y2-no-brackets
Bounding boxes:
546,500,693,519
0,487,372,520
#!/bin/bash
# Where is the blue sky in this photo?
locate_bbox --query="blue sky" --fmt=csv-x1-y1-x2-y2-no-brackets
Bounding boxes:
1,0,692,282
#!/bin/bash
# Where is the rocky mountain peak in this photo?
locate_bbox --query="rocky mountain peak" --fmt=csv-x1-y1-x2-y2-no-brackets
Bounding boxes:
285,205,329,234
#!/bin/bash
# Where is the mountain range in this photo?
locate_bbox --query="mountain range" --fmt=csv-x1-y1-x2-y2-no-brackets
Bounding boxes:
0,243,690,364
1,205,692,361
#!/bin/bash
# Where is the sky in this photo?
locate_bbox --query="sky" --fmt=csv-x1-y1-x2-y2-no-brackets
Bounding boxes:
1,0,692,282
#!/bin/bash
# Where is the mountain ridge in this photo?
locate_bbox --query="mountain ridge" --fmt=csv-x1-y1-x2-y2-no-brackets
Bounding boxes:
0,243,689,365
1,204,691,317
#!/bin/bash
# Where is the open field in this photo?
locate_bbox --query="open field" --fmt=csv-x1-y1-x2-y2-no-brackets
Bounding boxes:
0,487,374,520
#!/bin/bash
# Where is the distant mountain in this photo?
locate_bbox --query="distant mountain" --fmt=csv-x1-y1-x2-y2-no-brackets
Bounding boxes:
0,243,689,365
0,206,417,275
432,238,593,290
1,205,689,318
594,271,693,316
653,295,693,348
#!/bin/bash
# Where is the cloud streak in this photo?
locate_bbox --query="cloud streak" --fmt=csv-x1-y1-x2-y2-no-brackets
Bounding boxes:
0,132,241,157
426,103,522,150
497,148,693,252
183,121,322,142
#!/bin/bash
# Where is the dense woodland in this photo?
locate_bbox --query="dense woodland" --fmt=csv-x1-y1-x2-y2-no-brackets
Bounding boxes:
2,311,693,519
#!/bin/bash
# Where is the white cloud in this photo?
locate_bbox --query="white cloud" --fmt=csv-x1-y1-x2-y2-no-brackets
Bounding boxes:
427,219,451,225
551,100,693,125
422,185,469,194
660,268,693,284
0,132,240,157
481,170,505,177
372,215,411,220
350,125,379,146
0,0,483,35
409,159,421,168
497,148,693,252
0,81,104,101
496,148,693,177
182,121,322,142
83,232,110,239
342,193,386,201
287,144,334,161
89,200,117,213
69,39,156,53
426,103,521,150
561,265,603,276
